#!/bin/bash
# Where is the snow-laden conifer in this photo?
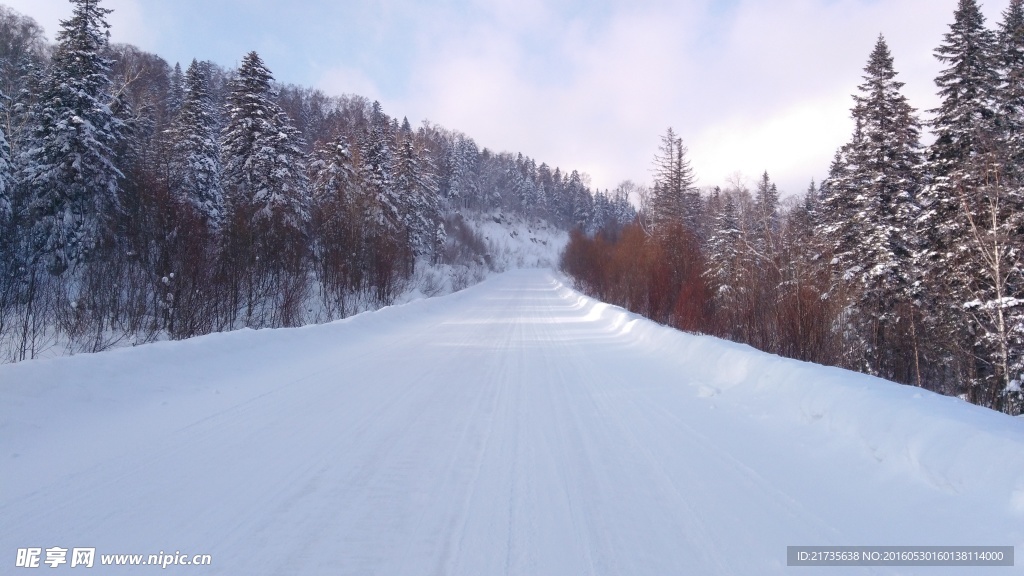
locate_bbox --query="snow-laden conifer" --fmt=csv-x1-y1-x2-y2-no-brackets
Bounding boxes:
20,0,123,272
169,59,223,226
221,51,309,230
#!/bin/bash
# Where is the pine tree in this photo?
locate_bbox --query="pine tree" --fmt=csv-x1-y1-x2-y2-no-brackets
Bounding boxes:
0,93,11,219
996,0,1024,176
310,135,355,206
393,117,440,256
0,6,47,162
20,0,123,272
950,0,1024,413
169,59,223,226
649,127,696,236
536,162,555,219
919,1,1024,409
930,0,999,175
705,191,743,322
167,62,184,120
566,170,592,230
359,100,399,231
920,0,999,271
221,51,308,230
752,171,779,250
820,36,924,379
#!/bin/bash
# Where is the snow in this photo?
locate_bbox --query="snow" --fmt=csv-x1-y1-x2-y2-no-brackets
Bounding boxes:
2,269,1022,575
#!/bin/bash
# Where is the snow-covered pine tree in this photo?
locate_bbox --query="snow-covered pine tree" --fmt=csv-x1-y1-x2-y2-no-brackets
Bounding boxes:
819,37,924,380
167,62,184,120
311,135,355,206
359,100,400,232
169,59,223,227
919,0,998,277
930,0,999,176
752,171,779,251
393,117,441,256
854,36,924,378
536,163,554,218
997,0,1024,177
0,6,47,162
567,170,592,231
704,190,743,334
950,0,1024,414
0,92,11,219
919,1,1024,410
221,51,309,231
20,0,123,273
308,133,357,313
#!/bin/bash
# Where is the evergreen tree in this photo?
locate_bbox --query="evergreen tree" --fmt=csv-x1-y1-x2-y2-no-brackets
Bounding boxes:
221,51,308,230
169,59,223,226
0,93,11,219
359,100,399,231
821,36,924,379
752,170,779,249
167,62,184,119
567,170,592,230
919,1,1024,410
997,0,1024,182
0,6,47,161
930,0,999,174
393,117,441,256
311,136,355,205
20,0,123,272
649,127,695,236
920,0,999,271
705,191,743,315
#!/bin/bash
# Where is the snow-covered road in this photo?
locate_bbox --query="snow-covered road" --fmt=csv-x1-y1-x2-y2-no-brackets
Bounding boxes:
2,269,1023,575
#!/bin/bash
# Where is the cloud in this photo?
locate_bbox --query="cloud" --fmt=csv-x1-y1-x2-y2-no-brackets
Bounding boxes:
316,65,383,102
3,0,151,47
368,0,1009,195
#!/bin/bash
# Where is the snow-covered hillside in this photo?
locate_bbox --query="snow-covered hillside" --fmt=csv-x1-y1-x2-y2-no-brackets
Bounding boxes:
401,210,567,304
2,269,1022,575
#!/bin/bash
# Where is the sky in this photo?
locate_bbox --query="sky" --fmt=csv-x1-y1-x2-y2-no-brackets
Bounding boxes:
0,0,1011,195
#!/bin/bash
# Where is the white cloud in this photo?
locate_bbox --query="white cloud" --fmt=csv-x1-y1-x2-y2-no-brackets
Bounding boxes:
3,0,152,47
373,0,1010,195
317,65,383,102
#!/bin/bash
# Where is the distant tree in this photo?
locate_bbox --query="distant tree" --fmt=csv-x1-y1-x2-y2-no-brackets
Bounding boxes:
167,62,184,119
751,171,780,251
0,6,47,159
566,169,593,230
649,127,696,236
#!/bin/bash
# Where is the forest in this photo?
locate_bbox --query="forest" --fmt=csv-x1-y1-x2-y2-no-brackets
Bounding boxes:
1,0,1021,417
0,1,632,362
562,0,1024,416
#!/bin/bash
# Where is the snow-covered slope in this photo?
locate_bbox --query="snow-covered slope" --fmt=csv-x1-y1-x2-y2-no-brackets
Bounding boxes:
2,269,1022,575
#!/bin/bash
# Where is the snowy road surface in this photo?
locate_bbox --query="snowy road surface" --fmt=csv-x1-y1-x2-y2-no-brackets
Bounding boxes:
3,269,1024,575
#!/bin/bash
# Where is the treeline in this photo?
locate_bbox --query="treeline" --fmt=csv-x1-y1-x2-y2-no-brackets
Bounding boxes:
563,0,1024,416
0,0,634,361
